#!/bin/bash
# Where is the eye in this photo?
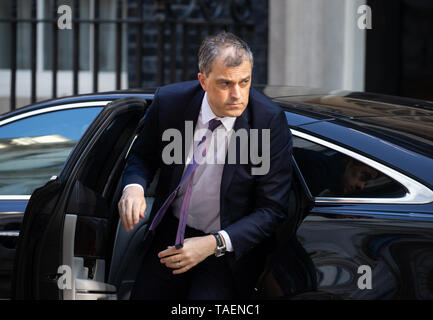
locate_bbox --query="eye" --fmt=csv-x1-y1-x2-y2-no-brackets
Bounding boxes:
241,79,250,86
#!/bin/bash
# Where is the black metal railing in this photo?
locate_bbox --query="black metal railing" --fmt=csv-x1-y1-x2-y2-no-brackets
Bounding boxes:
0,0,258,112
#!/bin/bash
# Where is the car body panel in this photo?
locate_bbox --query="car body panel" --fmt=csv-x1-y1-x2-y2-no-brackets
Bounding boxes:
0,200,27,213
296,209,433,299
273,90,433,118
0,91,154,121
336,116,433,160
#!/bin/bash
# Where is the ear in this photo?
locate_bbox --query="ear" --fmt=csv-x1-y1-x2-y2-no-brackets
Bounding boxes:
197,73,207,91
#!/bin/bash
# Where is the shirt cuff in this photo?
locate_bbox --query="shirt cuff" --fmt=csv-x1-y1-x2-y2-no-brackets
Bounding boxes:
219,230,233,252
123,184,144,194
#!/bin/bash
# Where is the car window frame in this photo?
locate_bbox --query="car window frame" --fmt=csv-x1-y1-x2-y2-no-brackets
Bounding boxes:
291,129,433,205
0,101,110,199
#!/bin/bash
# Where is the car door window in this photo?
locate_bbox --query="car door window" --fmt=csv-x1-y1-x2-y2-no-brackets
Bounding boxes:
292,136,407,198
0,107,102,195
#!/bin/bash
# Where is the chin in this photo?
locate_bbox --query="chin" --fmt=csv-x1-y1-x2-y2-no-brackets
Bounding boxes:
222,105,246,117
224,110,243,117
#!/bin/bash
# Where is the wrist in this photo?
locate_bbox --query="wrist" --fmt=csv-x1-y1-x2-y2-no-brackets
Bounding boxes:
207,234,217,256
218,232,226,246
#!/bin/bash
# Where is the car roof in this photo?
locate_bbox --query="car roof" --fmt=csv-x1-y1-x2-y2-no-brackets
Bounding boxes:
270,89,433,153
269,89,433,119
0,90,155,121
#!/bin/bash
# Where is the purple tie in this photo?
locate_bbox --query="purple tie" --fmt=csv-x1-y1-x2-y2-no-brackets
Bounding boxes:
148,118,222,248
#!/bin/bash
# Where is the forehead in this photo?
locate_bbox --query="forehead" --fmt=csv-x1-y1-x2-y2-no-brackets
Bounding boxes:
209,55,252,79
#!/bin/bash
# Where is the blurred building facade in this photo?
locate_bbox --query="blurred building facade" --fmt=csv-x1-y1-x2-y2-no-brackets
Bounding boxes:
269,0,433,101
0,0,268,113
0,0,432,114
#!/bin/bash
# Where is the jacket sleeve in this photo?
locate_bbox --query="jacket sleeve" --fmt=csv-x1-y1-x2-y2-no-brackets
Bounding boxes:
224,109,293,261
121,88,161,194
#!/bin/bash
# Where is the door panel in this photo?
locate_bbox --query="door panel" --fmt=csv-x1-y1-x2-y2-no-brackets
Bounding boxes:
255,154,316,299
0,105,104,299
62,214,117,300
296,208,433,299
13,98,148,299
288,133,433,299
13,179,63,299
0,211,22,298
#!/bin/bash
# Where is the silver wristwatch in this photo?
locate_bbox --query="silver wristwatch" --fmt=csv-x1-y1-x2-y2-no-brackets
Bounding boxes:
212,232,226,257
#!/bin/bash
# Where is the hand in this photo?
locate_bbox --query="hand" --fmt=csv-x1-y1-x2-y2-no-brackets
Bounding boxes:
117,185,146,232
158,235,217,275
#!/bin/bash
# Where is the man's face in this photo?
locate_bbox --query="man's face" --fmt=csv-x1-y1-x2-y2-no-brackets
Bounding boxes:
198,49,252,118
342,160,378,194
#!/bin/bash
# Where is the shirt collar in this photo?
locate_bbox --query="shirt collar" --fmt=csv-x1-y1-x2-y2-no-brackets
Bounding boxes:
200,92,237,131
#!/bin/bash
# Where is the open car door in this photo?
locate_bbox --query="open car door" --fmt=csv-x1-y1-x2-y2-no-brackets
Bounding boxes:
13,97,151,300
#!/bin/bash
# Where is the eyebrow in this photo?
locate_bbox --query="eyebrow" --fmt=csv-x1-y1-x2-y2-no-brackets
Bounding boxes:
216,76,251,83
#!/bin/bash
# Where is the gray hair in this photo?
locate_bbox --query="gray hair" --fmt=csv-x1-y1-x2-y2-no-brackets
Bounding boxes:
198,31,254,76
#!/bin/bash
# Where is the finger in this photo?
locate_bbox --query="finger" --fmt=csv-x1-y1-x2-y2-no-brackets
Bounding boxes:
160,253,182,266
163,260,182,269
158,247,179,258
139,199,146,219
163,256,185,269
173,264,191,275
118,199,126,229
119,199,129,231
132,201,141,225
125,199,134,231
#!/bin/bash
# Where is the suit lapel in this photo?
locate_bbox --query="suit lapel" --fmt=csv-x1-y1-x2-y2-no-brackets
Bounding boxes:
168,88,204,193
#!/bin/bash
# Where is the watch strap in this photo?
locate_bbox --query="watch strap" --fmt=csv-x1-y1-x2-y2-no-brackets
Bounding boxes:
212,232,226,257
213,232,224,247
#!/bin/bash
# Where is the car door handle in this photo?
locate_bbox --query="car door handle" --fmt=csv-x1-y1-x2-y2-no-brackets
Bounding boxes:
75,278,117,293
0,230,20,237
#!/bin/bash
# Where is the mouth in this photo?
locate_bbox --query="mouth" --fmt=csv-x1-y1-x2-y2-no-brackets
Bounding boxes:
227,103,242,107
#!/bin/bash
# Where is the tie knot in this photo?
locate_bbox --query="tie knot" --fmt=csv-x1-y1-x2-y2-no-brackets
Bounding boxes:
208,119,222,132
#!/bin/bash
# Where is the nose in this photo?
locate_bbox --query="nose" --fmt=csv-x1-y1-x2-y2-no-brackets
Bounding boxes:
355,180,365,190
230,84,241,100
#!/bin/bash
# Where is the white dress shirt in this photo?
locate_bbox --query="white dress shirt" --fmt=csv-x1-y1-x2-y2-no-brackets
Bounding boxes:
124,92,235,252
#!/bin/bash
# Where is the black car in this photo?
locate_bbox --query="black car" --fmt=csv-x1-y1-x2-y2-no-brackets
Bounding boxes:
10,87,433,300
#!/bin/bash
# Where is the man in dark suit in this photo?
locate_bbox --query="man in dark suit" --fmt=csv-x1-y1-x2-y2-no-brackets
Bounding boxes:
118,32,293,299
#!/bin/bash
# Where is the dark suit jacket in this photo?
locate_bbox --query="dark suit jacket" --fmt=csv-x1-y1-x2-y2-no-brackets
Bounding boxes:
122,80,293,298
